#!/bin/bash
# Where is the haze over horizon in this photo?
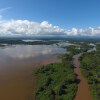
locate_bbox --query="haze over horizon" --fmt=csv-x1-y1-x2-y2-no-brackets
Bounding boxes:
0,0,100,37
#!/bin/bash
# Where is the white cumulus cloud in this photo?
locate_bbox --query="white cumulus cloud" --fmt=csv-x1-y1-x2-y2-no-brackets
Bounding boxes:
0,17,100,37
0,19,66,36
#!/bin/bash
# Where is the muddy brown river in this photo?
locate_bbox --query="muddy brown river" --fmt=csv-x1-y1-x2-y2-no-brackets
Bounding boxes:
73,54,92,100
0,45,66,100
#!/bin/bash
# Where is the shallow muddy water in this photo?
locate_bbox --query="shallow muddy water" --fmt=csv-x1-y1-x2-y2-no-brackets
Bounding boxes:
0,45,66,100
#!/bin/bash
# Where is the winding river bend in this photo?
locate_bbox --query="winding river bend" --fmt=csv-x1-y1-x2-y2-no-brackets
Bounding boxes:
73,54,92,100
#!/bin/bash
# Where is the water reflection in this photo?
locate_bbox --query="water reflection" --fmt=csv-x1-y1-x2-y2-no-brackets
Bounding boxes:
0,45,66,59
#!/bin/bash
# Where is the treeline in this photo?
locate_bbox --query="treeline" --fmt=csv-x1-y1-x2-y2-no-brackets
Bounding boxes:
79,44,100,100
34,51,78,100
0,39,59,45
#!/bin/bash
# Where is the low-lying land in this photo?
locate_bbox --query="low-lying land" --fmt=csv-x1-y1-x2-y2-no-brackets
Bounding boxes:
0,38,100,100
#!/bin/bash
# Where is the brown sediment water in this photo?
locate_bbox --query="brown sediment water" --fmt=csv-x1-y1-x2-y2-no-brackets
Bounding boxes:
73,54,92,100
0,45,66,100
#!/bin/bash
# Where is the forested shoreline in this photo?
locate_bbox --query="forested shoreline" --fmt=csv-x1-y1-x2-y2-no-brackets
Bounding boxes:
79,44,100,100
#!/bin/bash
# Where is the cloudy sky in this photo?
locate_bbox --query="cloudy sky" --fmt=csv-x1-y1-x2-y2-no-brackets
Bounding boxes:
0,0,100,37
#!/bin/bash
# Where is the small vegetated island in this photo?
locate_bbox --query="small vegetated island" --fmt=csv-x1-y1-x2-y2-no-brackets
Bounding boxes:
34,42,98,100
